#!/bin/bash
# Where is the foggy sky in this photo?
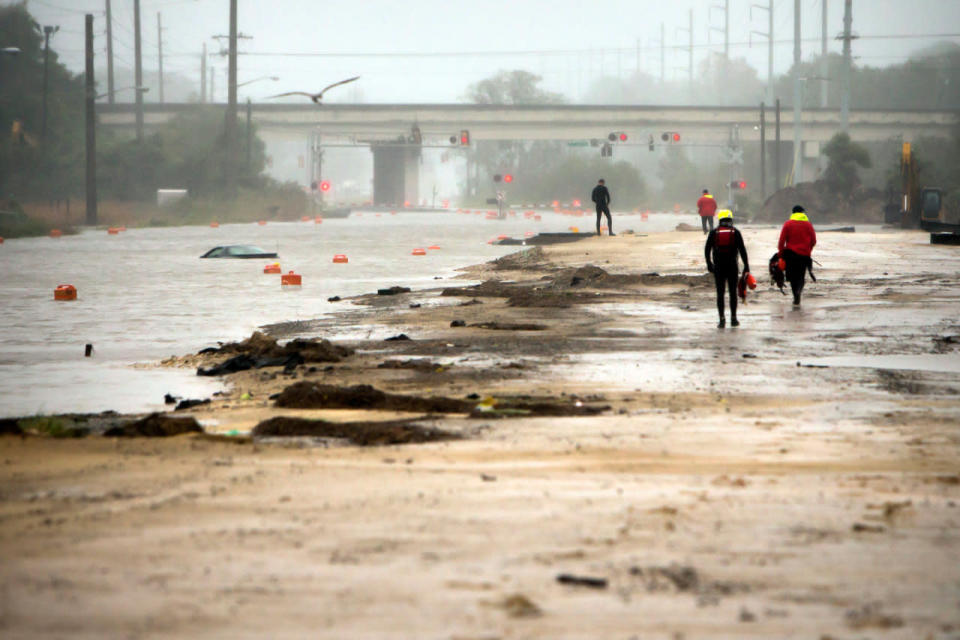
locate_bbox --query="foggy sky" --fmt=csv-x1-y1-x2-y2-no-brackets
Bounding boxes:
12,0,960,103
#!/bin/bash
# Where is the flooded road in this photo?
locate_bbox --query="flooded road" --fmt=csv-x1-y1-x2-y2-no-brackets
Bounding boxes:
0,210,669,416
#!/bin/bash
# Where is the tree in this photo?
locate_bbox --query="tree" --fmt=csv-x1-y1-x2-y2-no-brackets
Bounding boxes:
465,70,565,105
462,71,567,199
0,2,86,200
822,132,871,197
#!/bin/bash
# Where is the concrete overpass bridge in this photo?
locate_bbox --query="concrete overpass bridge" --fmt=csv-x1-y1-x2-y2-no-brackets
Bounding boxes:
98,103,956,204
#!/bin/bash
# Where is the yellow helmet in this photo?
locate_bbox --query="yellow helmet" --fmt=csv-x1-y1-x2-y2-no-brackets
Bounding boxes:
717,209,733,220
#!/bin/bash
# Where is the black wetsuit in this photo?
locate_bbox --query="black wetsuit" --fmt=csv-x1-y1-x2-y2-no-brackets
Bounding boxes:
591,184,612,235
704,223,750,324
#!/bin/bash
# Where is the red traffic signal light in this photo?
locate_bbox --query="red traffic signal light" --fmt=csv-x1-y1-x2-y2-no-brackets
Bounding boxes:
619,133,628,142
459,129,470,145
739,180,746,189
320,180,331,192
662,132,681,143
503,174,513,183
672,133,681,142
729,180,746,190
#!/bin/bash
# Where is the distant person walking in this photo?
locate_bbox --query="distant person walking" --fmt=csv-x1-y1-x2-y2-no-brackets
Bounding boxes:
705,209,750,328
697,188,718,234
591,179,614,236
778,205,817,306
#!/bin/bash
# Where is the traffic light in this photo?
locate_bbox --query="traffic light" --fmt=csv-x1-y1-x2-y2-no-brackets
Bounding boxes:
503,174,513,183
608,132,628,142
648,134,655,151
661,132,681,143
459,129,470,146
729,180,746,190
320,180,331,192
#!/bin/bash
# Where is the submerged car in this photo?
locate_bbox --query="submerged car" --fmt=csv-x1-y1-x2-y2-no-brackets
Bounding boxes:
200,245,278,259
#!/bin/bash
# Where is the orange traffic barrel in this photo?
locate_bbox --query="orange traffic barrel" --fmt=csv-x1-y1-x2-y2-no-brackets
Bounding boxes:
49,229,62,238
315,216,323,224
118,226,127,232
54,284,77,301
534,215,542,221
428,245,441,250
263,262,282,274
257,220,267,226
301,216,311,222
412,248,427,256
210,221,220,228
332,254,349,263
281,271,302,286
107,227,120,235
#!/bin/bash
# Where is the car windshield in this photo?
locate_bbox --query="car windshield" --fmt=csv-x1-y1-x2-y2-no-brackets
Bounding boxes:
225,245,267,255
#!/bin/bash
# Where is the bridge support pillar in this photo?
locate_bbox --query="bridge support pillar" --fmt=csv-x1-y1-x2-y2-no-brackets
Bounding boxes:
371,144,419,206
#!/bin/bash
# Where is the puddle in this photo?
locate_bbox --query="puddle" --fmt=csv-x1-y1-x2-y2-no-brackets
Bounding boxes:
799,354,960,374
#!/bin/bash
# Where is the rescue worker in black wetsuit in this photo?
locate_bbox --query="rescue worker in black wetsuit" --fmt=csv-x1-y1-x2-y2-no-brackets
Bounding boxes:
704,209,750,328
591,178,613,236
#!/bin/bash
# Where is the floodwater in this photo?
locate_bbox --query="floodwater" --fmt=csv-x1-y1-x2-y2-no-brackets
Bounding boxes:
0,209,673,416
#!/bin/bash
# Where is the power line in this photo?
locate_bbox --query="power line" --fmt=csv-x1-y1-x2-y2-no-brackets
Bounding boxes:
226,33,960,61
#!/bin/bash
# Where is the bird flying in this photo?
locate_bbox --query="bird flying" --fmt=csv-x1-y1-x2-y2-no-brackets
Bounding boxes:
267,76,360,103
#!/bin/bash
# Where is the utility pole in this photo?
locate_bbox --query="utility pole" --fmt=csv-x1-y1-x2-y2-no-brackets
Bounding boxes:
200,43,206,103
687,9,693,90
792,0,803,184
760,102,767,202
84,13,97,226
133,0,143,142
676,13,693,92
710,0,729,88
751,1,774,104
840,0,854,131
41,24,58,144
660,22,665,83
724,0,729,59
246,98,252,172
775,98,781,191
156,12,164,103
224,0,239,188
821,0,828,108
105,0,115,104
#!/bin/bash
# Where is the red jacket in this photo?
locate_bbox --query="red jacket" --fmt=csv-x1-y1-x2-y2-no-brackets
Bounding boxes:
697,195,718,217
778,218,817,257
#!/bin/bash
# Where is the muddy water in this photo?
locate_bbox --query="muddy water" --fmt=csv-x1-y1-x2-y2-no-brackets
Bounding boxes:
0,210,673,416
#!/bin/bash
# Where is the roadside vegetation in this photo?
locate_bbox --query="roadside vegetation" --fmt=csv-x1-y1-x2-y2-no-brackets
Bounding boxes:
0,2,305,237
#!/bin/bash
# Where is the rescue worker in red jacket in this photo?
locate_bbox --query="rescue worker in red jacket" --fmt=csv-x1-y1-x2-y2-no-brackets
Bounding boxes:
778,205,817,305
705,209,750,328
696,188,718,234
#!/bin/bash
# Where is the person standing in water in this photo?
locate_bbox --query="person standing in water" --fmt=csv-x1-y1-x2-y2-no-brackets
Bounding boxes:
705,209,750,328
591,179,613,236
